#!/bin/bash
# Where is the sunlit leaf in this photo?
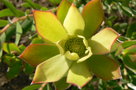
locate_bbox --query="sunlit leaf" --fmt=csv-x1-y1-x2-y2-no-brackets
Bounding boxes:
87,55,121,80
89,28,119,54
67,62,93,88
33,10,68,42
19,44,59,66
32,55,73,83
63,4,85,35
82,0,104,38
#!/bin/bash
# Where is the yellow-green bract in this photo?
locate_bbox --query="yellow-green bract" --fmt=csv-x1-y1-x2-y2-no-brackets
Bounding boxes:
19,0,121,89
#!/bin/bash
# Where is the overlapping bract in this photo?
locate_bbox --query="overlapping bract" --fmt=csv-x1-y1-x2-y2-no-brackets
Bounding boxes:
19,0,121,89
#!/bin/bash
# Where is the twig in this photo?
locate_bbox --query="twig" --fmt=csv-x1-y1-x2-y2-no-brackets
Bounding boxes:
0,14,33,35
39,83,47,90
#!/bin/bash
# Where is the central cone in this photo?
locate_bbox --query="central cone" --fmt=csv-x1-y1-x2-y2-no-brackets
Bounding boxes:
64,37,86,57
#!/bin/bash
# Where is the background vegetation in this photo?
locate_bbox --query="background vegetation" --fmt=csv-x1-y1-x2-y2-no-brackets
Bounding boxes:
0,0,136,90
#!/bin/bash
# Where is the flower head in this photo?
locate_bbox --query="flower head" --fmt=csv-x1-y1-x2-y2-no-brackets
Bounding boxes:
20,0,121,89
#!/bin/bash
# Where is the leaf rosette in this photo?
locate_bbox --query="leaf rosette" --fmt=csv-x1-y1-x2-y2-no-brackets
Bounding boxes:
19,0,122,89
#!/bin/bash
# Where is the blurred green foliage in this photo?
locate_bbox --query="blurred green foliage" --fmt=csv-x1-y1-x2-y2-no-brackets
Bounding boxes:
0,0,136,89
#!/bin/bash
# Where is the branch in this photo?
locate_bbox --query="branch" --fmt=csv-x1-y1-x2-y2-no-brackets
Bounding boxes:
0,14,33,35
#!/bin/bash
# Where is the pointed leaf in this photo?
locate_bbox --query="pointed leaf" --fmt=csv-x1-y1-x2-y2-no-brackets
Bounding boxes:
0,9,14,17
87,55,121,80
0,20,8,27
49,0,62,4
33,10,68,42
57,0,71,23
22,84,42,90
3,43,21,54
123,45,136,55
15,22,23,45
1,0,24,17
0,33,6,58
54,77,70,90
19,44,59,66
32,55,73,83
67,62,93,88
24,0,42,9
89,28,119,54
122,40,136,48
126,22,136,38
123,55,136,73
82,0,104,38
63,4,85,35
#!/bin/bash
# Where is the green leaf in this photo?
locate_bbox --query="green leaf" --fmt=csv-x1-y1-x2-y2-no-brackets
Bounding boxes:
23,64,34,74
49,0,62,4
57,0,71,23
2,43,21,54
19,45,26,53
82,0,104,38
24,0,42,9
32,54,73,83
3,18,33,42
21,2,31,8
0,33,6,58
22,84,42,90
63,4,85,35
123,55,136,73
111,41,120,52
6,60,22,79
54,77,70,90
119,3,134,17
67,61,93,88
15,22,23,45
123,45,136,55
1,0,24,17
0,9,14,17
122,40,136,48
31,37,45,44
21,18,33,33
89,28,119,54
0,20,8,27
19,44,59,66
33,10,68,42
126,22,136,38
87,55,121,80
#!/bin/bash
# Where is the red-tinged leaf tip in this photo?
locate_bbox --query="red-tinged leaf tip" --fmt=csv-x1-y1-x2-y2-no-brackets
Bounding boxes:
82,0,104,38
101,28,120,52
82,0,103,14
19,43,53,58
31,81,48,85
19,44,59,66
90,28,120,55
87,55,122,80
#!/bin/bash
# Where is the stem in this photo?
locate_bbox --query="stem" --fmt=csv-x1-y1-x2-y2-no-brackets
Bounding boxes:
39,83,47,90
